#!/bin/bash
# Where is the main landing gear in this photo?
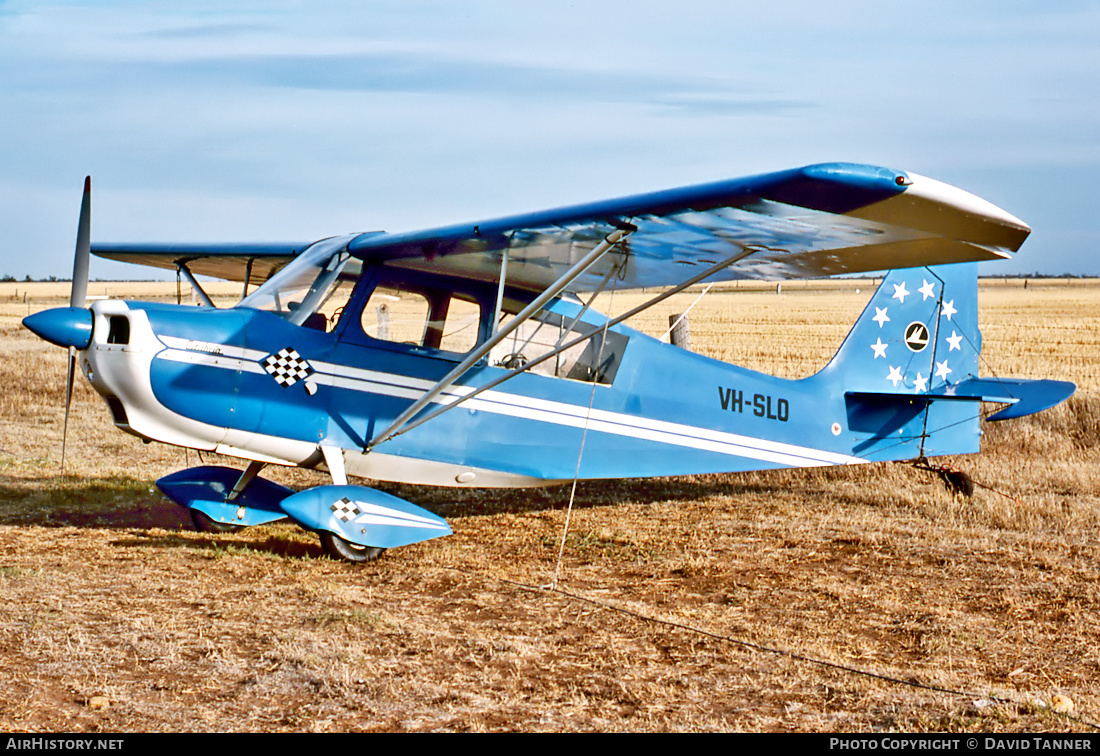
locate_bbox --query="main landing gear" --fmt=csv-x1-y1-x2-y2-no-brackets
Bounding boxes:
158,464,452,564
190,509,245,534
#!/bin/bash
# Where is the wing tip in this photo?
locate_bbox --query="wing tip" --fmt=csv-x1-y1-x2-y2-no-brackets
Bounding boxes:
904,172,1030,234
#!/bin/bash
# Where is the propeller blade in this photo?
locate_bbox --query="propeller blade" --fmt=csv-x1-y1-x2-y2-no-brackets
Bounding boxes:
70,176,91,309
61,176,91,474
61,348,76,476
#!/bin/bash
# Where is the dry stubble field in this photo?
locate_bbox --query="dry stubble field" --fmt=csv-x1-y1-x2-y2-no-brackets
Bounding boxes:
0,278,1098,733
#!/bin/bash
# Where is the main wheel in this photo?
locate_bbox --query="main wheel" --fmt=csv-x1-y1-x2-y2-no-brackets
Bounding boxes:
501,353,528,369
321,532,385,563
191,509,244,534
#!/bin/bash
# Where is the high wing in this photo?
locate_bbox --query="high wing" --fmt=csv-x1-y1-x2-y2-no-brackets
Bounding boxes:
91,242,312,285
352,163,1029,292
92,163,1030,291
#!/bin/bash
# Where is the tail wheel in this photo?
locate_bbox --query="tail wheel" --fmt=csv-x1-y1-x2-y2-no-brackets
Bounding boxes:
940,468,975,498
913,460,977,499
321,532,385,563
191,509,244,534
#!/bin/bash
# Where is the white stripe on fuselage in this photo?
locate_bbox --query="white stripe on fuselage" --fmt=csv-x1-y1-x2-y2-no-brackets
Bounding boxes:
350,501,450,530
154,335,861,467
157,348,268,375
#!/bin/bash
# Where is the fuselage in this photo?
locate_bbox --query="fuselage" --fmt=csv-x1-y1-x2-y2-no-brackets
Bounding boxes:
75,272,978,488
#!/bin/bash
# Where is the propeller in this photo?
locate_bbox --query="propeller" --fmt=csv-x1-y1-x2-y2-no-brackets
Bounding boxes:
60,176,92,475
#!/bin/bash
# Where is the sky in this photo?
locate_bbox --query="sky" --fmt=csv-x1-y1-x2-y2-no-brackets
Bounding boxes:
1,0,1097,280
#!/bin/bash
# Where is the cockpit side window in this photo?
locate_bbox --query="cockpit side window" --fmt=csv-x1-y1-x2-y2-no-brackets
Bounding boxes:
361,287,431,345
435,294,481,354
491,307,627,385
337,267,626,381
354,277,485,356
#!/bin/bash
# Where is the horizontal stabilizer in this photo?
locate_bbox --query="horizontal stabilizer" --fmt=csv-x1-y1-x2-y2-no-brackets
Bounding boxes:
929,377,1077,421
848,377,1076,424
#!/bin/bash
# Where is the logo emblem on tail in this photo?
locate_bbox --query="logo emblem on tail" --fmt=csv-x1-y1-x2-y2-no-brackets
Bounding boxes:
904,322,930,352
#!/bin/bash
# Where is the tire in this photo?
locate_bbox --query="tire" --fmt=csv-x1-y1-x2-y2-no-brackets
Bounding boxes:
191,509,244,534
321,532,385,563
502,353,528,369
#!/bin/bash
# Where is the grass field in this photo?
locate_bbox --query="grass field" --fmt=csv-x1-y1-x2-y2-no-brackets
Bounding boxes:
1,278,1098,732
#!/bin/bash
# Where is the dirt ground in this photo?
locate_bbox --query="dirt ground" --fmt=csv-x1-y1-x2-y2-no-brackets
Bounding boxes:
1,280,1098,732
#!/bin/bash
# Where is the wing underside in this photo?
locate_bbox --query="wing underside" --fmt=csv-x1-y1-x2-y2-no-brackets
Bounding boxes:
350,163,1030,291
91,243,311,285
91,163,1030,291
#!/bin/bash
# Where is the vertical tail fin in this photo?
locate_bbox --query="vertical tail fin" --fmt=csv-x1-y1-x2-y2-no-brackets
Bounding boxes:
817,263,1073,462
818,264,980,395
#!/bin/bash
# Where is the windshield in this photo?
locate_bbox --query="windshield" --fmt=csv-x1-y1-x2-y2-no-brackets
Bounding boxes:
238,235,362,328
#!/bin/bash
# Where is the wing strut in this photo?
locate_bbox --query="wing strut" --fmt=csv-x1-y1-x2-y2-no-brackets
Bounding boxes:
507,255,625,366
176,261,215,307
380,246,756,443
490,248,508,336
226,460,266,503
366,229,632,450
242,257,255,299
557,259,625,343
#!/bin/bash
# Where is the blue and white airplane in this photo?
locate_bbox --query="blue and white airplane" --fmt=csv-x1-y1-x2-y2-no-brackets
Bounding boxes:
24,163,1075,561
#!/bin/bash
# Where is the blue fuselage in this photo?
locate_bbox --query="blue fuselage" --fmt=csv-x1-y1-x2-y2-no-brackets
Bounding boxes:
86,288,974,487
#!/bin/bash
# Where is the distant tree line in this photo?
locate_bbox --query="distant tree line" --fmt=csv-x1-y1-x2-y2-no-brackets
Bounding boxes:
1,275,64,282
0,276,127,283
979,273,1094,279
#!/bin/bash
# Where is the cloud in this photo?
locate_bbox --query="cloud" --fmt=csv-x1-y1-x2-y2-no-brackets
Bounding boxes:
141,22,271,40
2,1,1098,276
53,49,808,119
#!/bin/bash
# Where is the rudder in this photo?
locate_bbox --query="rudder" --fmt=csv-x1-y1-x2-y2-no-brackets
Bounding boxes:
818,264,979,395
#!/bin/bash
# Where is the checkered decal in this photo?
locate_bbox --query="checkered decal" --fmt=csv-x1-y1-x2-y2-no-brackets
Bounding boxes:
331,497,361,522
261,347,314,388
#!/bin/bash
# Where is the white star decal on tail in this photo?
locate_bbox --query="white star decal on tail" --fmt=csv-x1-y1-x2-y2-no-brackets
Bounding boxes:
935,360,952,380
914,372,928,392
892,282,909,303
873,307,890,327
941,300,957,321
871,338,888,359
919,279,936,300
945,330,962,351
886,365,903,387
